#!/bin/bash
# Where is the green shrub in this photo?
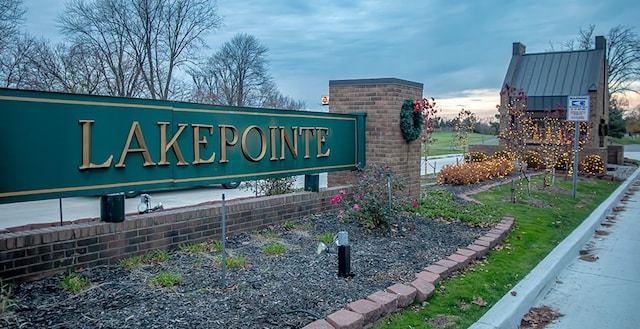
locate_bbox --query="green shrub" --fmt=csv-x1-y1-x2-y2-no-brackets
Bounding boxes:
119,256,142,268
554,152,572,170
580,154,605,174
0,279,18,315
142,250,170,264
295,222,313,231
60,273,90,294
148,271,182,288
213,255,248,269
464,151,488,163
314,233,334,245
263,242,287,255
120,249,171,268
179,241,222,253
524,151,545,170
491,150,514,161
329,165,408,232
243,176,297,196
282,222,296,230
254,231,280,240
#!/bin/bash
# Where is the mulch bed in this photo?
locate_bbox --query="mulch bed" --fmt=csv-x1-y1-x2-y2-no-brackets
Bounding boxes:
1,183,495,329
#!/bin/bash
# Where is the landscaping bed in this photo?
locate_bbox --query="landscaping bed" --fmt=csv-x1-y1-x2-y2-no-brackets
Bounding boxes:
2,194,490,329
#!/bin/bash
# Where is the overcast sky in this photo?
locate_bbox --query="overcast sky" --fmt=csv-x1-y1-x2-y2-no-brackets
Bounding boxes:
21,0,639,118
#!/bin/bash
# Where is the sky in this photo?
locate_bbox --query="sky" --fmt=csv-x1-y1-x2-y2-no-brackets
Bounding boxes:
20,0,640,119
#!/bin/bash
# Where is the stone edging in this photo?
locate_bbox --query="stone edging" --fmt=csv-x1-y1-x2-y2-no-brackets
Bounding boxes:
302,216,516,329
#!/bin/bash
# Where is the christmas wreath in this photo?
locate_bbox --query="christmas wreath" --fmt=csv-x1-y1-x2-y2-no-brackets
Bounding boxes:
400,99,423,142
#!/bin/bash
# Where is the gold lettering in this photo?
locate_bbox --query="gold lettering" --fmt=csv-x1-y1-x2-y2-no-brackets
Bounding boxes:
115,121,155,168
78,120,113,170
157,122,188,166
192,124,216,164
316,127,331,158
269,126,278,161
218,124,238,163
280,126,298,160
241,125,266,162
299,127,315,159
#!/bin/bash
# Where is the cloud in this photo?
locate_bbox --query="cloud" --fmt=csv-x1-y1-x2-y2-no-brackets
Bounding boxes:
436,89,500,119
20,0,640,112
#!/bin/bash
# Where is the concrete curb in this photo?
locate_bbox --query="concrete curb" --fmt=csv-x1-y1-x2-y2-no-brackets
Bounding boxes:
469,166,640,329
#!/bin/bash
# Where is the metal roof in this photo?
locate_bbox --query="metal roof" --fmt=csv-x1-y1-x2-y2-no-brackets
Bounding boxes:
503,45,605,110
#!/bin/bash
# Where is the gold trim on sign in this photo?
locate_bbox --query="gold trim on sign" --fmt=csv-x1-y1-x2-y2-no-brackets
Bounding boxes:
0,95,171,110
1,163,358,198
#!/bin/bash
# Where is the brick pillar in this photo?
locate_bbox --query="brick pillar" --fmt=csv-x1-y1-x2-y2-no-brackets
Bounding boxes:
328,78,423,201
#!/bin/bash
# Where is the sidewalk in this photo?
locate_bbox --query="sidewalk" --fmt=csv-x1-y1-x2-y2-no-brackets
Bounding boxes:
470,153,640,329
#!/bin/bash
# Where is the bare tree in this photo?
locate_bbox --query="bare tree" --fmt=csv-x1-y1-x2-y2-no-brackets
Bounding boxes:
256,81,305,110
0,0,27,86
58,0,221,99
190,34,305,110
193,33,270,107
59,0,143,97
125,0,222,99
27,41,112,94
564,25,640,96
1,35,37,89
0,0,25,50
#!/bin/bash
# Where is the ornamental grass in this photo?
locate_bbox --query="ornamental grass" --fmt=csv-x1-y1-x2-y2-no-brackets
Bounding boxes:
437,158,514,185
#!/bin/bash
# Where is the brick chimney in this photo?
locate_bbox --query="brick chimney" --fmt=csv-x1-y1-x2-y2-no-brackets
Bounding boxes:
595,35,606,50
512,42,526,55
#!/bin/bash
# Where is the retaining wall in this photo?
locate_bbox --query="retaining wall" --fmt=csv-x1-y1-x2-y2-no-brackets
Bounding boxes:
0,186,349,283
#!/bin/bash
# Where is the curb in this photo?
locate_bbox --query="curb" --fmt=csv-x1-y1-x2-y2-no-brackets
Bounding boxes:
469,166,640,329
302,216,516,329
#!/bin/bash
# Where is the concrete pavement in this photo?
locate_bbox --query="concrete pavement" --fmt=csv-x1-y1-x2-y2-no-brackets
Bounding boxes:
470,152,640,329
1,155,464,231
0,174,328,230
538,182,640,329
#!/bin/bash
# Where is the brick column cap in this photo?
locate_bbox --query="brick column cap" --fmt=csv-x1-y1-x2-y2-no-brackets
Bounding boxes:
329,78,423,89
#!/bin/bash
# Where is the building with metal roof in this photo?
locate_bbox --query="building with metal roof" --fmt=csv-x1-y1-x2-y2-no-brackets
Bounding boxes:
498,35,609,164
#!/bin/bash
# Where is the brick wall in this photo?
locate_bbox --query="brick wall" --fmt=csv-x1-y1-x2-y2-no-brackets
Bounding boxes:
0,186,350,283
327,78,423,200
1,77,424,283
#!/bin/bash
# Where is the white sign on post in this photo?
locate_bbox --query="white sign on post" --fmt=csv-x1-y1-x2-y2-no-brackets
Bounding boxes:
567,95,590,122
567,95,590,199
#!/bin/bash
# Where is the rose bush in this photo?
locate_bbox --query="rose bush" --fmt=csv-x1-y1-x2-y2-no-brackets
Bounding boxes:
330,165,412,232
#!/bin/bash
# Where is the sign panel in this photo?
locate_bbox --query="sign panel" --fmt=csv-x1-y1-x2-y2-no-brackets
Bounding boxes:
567,95,590,122
321,95,330,105
0,88,366,203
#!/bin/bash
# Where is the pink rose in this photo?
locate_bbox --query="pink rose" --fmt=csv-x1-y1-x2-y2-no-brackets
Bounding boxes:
353,204,359,211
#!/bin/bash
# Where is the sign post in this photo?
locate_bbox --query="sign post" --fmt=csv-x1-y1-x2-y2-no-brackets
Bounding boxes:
567,95,590,199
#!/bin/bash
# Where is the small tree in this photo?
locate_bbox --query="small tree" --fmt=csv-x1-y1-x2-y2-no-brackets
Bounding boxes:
497,84,534,201
498,84,533,165
536,106,571,186
452,108,477,156
414,98,441,176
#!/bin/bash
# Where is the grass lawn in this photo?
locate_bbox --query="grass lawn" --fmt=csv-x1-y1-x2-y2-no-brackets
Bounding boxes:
425,132,497,156
608,136,640,145
375,175,620,329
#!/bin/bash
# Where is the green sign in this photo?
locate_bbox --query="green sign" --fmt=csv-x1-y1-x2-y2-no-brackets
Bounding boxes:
0,88,366,203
